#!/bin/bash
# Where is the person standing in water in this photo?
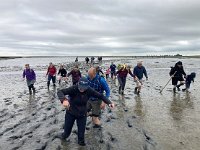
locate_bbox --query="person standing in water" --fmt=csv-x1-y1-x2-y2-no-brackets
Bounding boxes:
57,77,114,146
23,64,36,95
133,61,148,95
67,65,82,85
46,62,57,89
58,64,67,84
116,64,135,95
169,61,186,93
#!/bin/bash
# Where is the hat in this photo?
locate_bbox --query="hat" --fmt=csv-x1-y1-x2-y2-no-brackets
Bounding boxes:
78,77,89,91
177,61,182,65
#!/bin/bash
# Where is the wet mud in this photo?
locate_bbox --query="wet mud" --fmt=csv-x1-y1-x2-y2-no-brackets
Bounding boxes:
0,57,200,150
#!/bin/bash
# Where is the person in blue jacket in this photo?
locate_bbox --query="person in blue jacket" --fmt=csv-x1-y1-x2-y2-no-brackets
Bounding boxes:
87,67,110,128
133,61,148,95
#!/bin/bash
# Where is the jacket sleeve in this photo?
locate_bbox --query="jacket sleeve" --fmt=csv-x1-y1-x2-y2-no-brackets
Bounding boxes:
57,86,74,103
23,70,26,78
54,67,57,75
32,70,36,80
58,69,61,75
128,69,135,77
100,77,110,98
182,67,186,76
79,71,82,77
169,67,175,76
143,67,148,78
87,87,112,105
133,67,136,77
67,71,72,77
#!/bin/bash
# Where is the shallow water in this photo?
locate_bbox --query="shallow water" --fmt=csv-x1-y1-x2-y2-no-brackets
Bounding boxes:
0,57,199,150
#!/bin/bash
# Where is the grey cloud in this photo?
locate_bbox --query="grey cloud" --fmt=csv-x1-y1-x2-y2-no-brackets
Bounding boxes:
0,0,200,56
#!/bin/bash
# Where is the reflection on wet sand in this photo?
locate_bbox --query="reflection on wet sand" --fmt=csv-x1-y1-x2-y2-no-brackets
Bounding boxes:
134,96,145,117
170,92,193,121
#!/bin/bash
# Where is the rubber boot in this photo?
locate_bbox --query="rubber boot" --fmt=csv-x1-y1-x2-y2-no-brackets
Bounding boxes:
177,83,184,91
32,87,36,94
29,90,32,95
134,87,138,94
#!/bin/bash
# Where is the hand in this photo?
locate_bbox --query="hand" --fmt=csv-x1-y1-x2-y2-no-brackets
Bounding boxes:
63,100,70,109
100,102,106,110
109,102,115,109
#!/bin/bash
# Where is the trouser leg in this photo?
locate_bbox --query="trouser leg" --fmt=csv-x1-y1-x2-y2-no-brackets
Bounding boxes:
118,77,123,93
63,113,76,139
52,76,56,86
121,77,126,91
76,116,87,142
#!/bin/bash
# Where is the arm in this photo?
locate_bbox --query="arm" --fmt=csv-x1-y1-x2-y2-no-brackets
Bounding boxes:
182,67,186,76
32,70,36,80
67,70,72,77
100,77,110,98
79,70,82,77
57,86,74,103
23,70,26,78
87,87,112,105
58,69,61,75
169,67,175,76
128,69,135,77
54,67,57,75
143,67,148,78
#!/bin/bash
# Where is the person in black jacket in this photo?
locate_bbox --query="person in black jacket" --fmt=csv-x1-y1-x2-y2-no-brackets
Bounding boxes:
57,77,115,146
169,61,186,93
58,65,67,84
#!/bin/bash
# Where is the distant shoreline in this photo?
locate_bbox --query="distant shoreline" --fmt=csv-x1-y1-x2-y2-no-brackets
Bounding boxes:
0,55,200,60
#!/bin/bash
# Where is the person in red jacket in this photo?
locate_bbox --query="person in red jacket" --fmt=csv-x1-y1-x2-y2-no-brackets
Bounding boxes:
116,64,135,95
46,62,57,89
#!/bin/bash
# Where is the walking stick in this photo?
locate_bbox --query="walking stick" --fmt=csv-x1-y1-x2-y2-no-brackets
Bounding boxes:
160,71,177,93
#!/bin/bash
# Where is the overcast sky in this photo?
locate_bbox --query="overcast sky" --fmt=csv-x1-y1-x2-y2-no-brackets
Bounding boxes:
0,0,200,56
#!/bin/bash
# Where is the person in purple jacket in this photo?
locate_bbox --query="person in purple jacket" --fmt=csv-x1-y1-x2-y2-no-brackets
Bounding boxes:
23,64,36,95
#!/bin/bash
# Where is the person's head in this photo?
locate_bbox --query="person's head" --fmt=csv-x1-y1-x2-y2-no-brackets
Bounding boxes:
176,61,182,68
111,62,113,65
25,64,30,69
191,72,196,78
49,62,53,67
127,65,131,70
137,61,143,68
60,64,64,69
88,67,97,80
78,77,89,92
73,65,79,71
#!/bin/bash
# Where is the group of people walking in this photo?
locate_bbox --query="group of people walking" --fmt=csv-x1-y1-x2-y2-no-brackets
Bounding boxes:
22,58,196,146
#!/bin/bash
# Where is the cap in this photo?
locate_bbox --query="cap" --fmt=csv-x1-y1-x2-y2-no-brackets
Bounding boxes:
177,61,182,65
78,77,89,91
